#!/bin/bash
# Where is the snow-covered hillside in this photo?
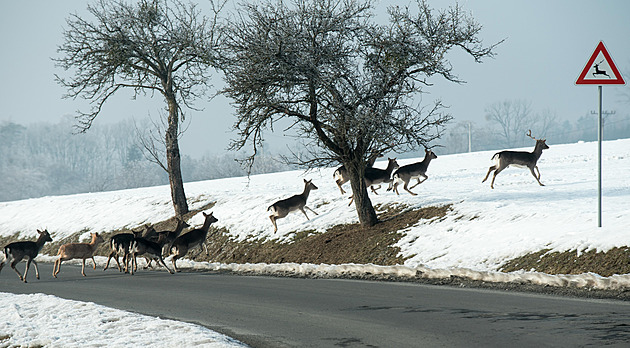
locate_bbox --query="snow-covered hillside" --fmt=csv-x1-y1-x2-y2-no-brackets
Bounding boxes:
1,139,629,285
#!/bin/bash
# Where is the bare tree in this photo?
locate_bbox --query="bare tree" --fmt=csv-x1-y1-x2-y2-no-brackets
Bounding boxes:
485,99,534,148
54,0,224,216
217,0,500,226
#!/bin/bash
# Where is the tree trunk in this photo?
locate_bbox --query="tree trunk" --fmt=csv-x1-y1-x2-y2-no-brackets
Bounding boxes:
347,164,378,227
165,96,189,217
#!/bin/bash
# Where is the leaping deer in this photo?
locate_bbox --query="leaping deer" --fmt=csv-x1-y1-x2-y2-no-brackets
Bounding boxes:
482,130,549,189
389,149,437,196
592,60,611,78
268,179,318,233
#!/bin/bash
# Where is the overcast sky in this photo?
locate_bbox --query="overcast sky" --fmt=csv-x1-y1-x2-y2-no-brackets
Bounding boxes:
1,1,629,158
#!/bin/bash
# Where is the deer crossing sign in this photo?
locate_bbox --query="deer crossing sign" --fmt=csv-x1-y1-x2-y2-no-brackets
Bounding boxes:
575,41,625,85
575,41,624,228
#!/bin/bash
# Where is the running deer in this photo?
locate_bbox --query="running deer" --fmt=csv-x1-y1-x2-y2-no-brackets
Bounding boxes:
333,151,383,194
268,179,318,233
0,229,53,283
53,232,105,278
390,149,438,196
103,228,144,273
482,130,549,189
148,217,190,261
170,212,218,272
129,228,174,275
348,158,399,206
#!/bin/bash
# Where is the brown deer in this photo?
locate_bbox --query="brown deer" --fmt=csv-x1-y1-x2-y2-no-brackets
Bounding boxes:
482,130,549,189
348,158,399,206
268,179,318,233
170,212,218,272
389,149,438,196
0,229,53,283
333,151,383,195
53,232,105,278
145,217,190,264
103,227,144,273
129,229,174,275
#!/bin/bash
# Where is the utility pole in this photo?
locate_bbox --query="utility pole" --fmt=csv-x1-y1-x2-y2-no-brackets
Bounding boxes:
467,122,472,153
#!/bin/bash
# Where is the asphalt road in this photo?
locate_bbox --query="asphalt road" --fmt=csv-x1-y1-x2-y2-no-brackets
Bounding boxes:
2,263,630,347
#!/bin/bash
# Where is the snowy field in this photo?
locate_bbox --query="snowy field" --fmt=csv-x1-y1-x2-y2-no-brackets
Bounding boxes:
2,139,630,346
1,138,629,288
0,292,246,347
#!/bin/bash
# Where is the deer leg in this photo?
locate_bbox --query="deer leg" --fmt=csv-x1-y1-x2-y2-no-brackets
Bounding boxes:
403,181,417,196
270,216,278,233
158,256,174,274
530,166,544,186
22,258,32,283
392,181,400,195
171,255,180,273
305,206,318,216
299,208,310,220
490,166,506,189
32,259,40,280
371,184,381,194
482,165,497,183
10,258,25,281
336,180,346,195
144,256,153,269
348,195,354,206
409,175,428,189
130,253,137,275
91,256,97,270
81,259,87,277
104,251,115,271
53,258,60,278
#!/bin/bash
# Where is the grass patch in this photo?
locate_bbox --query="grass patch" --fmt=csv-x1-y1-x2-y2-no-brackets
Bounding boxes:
500,247,630,277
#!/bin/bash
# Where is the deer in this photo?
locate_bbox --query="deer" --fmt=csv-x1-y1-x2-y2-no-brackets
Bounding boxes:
103,227,144,273
482,130,550,189
333,151,383,195
0,229,53,283
592,60,611,78
268,179,318,233
53,232,105,278
170,212,218,272
144,218,190,265
389,149,438,196
129,228,174,275
348,158,399,206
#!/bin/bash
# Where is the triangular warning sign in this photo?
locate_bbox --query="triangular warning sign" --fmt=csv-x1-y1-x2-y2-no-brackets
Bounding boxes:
576,41,625,85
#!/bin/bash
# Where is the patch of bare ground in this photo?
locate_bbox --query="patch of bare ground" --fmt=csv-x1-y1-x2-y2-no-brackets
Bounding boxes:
500,247,630,277
190,204,452,265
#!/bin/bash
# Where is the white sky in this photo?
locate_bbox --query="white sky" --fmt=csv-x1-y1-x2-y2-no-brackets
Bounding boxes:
1,0,629,158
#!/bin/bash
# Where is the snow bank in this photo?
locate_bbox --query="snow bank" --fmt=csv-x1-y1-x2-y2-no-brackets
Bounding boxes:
0,292,245,347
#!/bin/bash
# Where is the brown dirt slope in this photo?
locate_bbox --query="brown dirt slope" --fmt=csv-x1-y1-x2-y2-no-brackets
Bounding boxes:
191,204,451,265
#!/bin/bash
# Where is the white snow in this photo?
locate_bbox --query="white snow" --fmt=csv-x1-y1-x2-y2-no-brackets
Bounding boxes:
0,292,246,347
1,139,629,284
2,139,630,346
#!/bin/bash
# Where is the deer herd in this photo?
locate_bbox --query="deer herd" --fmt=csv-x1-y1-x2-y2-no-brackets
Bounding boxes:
1,131,549,283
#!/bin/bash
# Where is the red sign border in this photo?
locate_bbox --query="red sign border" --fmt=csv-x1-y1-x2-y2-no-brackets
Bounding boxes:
575,41,626,85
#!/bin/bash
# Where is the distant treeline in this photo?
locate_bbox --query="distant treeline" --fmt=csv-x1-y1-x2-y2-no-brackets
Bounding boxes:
437,108,630,157
0,118,294,202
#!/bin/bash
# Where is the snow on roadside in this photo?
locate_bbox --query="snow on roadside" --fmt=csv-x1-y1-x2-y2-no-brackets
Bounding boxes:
0,292,246,348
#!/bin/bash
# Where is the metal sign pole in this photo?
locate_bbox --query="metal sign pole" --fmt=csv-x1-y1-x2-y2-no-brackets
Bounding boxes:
597,85,602,228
